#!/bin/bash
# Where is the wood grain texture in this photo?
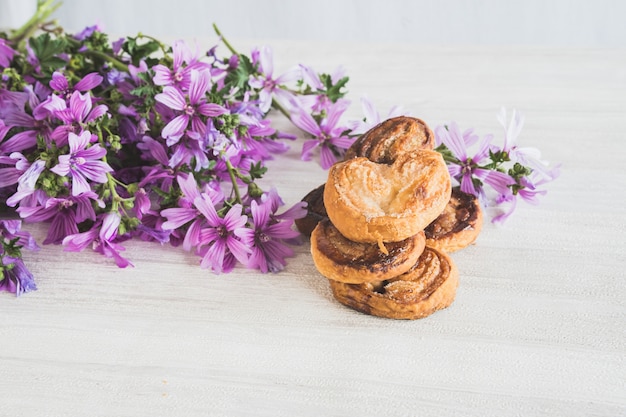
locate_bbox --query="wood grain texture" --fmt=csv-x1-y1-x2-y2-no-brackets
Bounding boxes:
1,41,625,417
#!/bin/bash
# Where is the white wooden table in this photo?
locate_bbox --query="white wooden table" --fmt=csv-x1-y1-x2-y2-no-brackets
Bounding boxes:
1,40,625,417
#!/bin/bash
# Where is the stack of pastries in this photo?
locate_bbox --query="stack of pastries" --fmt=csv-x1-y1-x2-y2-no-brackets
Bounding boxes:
296,116,483,320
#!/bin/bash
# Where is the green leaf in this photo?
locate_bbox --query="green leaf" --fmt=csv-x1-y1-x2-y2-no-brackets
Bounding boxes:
28,33,69,73
223,54,255,92
122,36,160,66
249,161,268,180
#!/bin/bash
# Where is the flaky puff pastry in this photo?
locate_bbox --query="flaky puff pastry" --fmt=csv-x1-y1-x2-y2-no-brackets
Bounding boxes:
344,116,435,163
324,150,451,247
311,218,425,284
328,247,458,320
425,187,483,253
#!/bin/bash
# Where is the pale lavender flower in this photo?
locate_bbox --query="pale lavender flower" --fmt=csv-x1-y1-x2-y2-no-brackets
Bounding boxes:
348,95,405,136
6,159,46,207
155,69,228,145
492,171,552,224
194,195,250,274
291,98,354,169
248,46,300,113
297,64,348,115
435,123,514,197
497,107,560,181
50,130,113,196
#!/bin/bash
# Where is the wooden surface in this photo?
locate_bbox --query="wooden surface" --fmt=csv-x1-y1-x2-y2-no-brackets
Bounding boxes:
1,41,625,417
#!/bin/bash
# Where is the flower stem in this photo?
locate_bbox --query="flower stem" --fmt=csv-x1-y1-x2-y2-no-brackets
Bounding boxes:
84,49,128,72
271,98,291,119
212,24,239,56
9,0,62,48
225,159,242,204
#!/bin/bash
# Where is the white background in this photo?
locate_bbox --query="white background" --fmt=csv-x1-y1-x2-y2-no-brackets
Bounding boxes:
2,0,624,47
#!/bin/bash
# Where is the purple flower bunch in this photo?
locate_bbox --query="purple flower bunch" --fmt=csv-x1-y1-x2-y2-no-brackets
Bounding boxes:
434,108,560,223
2,2,359,283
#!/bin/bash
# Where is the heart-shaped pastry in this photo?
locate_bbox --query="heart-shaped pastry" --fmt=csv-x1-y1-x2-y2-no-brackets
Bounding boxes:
324,149,451,246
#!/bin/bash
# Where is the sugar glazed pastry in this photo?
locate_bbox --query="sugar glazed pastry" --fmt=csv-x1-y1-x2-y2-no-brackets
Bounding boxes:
323,150,451,247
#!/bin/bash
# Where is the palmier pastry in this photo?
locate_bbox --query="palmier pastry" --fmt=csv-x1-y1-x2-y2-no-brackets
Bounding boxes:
328,247,458,320
311,218,425,284
425,187,484,252
295,183,328,237
324,150,451,248
345,116,435,163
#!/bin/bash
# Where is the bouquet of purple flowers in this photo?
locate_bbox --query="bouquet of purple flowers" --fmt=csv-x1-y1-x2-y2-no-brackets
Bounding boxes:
0,0,559,296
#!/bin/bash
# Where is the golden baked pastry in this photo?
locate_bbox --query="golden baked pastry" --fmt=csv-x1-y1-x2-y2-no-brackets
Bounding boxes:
328,246,459,320
425,187,484,252
324,150,451,248
345,116,435,163
295,183,327,237
311,218,426,284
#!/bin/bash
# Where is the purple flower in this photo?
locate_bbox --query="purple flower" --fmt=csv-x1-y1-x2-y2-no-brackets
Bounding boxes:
291,98,354,169
0,39,16,68
62,212,133,268
6,159,46,207
0,257,37,296
160,173,205,250
152,40,205,89
435,122,514,197
74,24,103,41
50,71,103,97
298,64,347,114
194,194,250,273
497,107,560,181
155,69,228,145
249,46,300,113
16,192,101,244
50,130,113,196
0,220,39,251
45,91,108,146
0,219,38,296
235,198,301,273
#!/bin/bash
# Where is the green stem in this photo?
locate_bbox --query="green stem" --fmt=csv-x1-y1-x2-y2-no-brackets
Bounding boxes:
271,98,291,119
84,49,128,72
224,159,242,204
212,23,239,56
9,0,62,48
137,32,168,55
63,36,129,72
